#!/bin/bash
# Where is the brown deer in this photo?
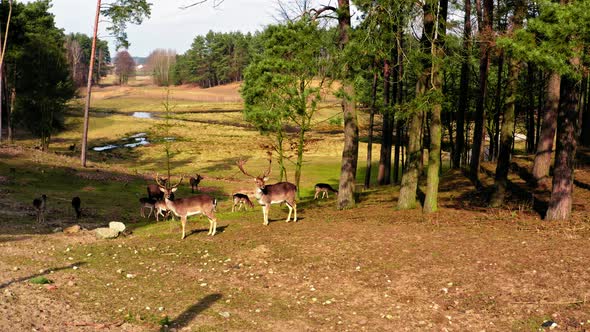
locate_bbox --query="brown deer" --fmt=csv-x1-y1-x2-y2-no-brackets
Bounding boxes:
32,194,47,223
314,183,338,199
232,193,254,212
156,176,218,239
154,200,172,221
147,177,169,200
71,196,82,219
189,174,204,193
236,159,297,225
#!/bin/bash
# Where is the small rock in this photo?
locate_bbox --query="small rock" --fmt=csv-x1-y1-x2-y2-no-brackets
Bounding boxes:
45,284,58,291
95,227,119,239
12,267,19,271
109,221,126,233
126,274,135,279
64,225,81,234
219,311,230,318
52,227,63,233
541,321,558,330
117,269,124,274
67,281,76,287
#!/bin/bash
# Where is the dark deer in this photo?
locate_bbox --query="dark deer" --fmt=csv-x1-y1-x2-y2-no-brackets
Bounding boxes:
236,159,297,225
156,176,218,239
232,193,254,212
32,194,47,223
139,197,156,219
314,183,338,199
147,177,169,201
71,196,82,219
189,174,204,193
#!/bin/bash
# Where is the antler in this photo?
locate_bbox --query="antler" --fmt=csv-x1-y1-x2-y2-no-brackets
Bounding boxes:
156,173,183,189
236,159,256,178
262,158,272,178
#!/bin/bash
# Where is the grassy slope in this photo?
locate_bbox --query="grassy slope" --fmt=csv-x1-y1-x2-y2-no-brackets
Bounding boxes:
1,78,590,331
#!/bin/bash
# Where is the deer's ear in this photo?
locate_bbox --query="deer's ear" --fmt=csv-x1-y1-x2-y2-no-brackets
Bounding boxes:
263,176,269,182
159,187,166,193
171,187,178,193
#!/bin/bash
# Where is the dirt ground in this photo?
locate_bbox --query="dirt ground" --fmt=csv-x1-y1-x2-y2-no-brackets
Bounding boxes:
1,147,590,331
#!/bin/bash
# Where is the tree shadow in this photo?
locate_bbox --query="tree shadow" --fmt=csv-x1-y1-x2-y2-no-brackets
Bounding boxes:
0,262,87,289
161,293,222,331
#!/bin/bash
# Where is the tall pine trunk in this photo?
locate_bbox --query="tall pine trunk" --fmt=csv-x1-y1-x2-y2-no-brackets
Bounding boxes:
526,64,536,153
454,0,471,168
532,72,560,186
337,0,358,210
398,99,424,209
378,60,393,185
490,0,524,207
365,71,378,189
491,53,504,161
470,0,493,181
546,75,579,220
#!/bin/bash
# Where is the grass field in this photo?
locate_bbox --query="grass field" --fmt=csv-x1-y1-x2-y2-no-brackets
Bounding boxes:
1,77,590,331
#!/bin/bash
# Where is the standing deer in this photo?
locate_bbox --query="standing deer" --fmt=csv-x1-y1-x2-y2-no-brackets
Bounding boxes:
189,174,204,193
139,197,156,218
71,196,82,219
236,159,297,225
154,200,172,221
232,193,254,212
314,183,338,199
156,176,218,239
147,177,169,200
32,194,47,223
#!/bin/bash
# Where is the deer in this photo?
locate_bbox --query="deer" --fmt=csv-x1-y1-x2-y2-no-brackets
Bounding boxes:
139,197,156,219
156,175,218,239
147,177,169,201
154,200,173,222
236,158,297,225
314,183,338,199
189,174,204,193
71,196,82,219
232,193,254,212
32,194,47,223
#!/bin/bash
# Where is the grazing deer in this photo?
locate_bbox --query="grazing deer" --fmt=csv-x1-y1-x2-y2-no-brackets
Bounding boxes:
139,197,156,219
236,159,297,225
314,183,338,199
189,174,204,193
71,196,82,219
32,194,47,223
156,176,218,239
232,193,254,212
154,200,173,222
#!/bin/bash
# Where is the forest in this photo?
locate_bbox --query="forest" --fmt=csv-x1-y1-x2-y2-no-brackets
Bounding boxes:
0,0,590,330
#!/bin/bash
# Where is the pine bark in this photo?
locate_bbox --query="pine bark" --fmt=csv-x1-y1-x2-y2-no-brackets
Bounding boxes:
532,72,561,186
526,64,536,153
365,71,378,189
546,75,579,220
378,60,393,185
469,0,493,181
453,0,471,168
337,0,358,210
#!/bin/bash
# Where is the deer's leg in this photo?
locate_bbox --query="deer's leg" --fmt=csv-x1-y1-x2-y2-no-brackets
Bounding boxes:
140,207,145,218
232,202,235,212
293,202,297,222
314,191,318,199
286,203,293,222
262,205,269,225
181,216,187,239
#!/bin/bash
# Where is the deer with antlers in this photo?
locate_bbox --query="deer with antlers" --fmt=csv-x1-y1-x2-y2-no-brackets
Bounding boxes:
156,175,218,239
236,158,297,225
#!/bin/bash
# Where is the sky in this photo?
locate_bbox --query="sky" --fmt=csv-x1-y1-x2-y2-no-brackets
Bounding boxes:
43,0,287,57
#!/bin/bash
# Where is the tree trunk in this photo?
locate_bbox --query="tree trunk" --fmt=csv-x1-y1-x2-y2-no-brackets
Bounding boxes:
80,0,102,167
365,71,378,189
378,60,393,185
491,53,504,161
398,78,426,210
8,87,14,142
393,28,404,183
580,74,590,146
469,0,493,181
526,64,536,153
532,72,561,186
337,0,358,210
490,57,520,207
546,75,579,220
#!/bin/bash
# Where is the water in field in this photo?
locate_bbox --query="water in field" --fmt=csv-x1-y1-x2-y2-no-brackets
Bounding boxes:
132,112,153,119
91,132,175,151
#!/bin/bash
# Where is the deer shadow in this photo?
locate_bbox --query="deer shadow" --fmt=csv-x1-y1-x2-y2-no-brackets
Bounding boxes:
185,225,228,238
0,262,87,289
160,293,222,331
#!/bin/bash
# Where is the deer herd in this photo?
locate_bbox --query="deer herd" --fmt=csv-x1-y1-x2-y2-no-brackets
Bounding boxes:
32,158,338,240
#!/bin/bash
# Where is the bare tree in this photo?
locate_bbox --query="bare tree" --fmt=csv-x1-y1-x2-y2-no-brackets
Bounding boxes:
0,0,13,143
146,49,176,86
65,37,83,85
114,50,136,85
